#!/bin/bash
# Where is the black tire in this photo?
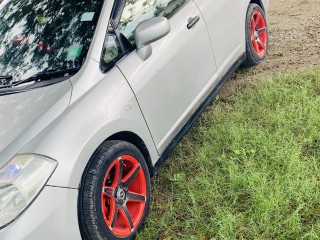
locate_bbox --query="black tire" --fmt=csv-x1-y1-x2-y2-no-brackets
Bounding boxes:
242,3,269,67
78,140,151,240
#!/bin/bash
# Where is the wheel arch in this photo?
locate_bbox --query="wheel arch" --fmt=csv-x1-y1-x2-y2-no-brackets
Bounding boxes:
250,0,265,11
107,131,155,176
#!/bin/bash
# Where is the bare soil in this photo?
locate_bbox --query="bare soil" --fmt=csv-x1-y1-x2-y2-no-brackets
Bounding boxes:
220,0,320,97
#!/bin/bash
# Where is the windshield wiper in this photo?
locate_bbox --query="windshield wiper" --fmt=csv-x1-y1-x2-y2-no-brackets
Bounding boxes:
0,67,79,89
0,76,13,89
0,75,13,85
0,75,13,81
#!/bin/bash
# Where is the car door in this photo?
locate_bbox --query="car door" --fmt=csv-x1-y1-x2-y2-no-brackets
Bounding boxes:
113,0,217,153
193,0,246,76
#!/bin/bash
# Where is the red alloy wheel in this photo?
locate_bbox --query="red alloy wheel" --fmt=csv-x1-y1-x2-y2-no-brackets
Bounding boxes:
250,10,267,57
101,155,147,237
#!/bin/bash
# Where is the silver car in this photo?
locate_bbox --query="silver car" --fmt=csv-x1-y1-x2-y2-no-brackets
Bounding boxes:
0,0,269,239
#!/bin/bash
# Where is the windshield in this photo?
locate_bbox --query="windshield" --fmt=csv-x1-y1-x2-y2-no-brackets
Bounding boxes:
0,0,104,86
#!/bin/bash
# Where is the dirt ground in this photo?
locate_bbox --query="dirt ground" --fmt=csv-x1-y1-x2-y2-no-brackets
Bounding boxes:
220,0,320,97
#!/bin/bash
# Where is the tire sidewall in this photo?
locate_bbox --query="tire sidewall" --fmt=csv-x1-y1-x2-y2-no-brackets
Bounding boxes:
79,141,151,240
245,3,269,65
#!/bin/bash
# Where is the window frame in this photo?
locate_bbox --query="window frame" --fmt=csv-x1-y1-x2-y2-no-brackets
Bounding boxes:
100,21,135,73
100,0,189,73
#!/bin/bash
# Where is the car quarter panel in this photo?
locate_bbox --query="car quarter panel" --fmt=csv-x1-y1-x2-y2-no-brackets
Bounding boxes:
193,0,249,76
21,59,159,188
261,0,269,10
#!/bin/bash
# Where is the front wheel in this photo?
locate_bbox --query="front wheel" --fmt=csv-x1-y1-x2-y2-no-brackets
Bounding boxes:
243,3,269,67
78,141,151,240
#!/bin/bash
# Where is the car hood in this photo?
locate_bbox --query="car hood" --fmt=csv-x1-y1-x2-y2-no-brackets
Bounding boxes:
0,80,72,168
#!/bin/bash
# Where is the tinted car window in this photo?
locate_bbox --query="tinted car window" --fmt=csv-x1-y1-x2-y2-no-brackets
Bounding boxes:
0,0,104,85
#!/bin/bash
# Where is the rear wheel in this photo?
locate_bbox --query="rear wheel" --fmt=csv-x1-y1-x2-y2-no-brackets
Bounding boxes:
78,141,151,240
243,3,269,67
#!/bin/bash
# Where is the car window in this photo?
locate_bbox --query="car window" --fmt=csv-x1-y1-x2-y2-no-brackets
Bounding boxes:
100,24,126,71
119,0,187,45
102,34,121,65
0,0,104,82
101,0,186,71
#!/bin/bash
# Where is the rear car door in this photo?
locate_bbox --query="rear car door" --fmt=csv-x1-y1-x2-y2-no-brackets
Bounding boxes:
111,0,217,153
193,0,246,76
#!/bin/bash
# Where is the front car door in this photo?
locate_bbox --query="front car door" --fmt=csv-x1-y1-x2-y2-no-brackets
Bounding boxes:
109,0,217,153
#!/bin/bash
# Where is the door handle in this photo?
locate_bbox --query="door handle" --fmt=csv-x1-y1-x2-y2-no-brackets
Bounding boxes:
187,16,200,29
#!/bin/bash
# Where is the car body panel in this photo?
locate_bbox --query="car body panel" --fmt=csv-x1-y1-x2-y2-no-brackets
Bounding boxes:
22,59,159,188
193,0,246,77
0,187,80,240
0,80,72,169
262,0,269,10
117,0,217,154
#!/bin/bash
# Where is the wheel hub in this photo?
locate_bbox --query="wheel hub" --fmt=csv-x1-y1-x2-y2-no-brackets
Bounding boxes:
116,187,127,205
254,29,259,40
250,10,267,57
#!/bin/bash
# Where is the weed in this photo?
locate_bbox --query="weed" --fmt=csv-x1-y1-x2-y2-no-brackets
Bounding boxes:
138,68,320,240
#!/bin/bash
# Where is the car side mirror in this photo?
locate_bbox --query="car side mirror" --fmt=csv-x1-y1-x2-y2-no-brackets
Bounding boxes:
135,17,171,61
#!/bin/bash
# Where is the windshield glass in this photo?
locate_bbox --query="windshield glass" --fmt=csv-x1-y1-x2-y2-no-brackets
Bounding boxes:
0,0,104,85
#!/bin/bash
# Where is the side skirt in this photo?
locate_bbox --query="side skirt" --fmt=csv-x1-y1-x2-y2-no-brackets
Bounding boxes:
152,53,246,175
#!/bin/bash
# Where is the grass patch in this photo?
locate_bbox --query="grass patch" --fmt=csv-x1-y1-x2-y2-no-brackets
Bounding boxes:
138,68,320,240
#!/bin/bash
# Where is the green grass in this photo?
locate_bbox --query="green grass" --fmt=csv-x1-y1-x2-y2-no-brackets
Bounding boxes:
138,68,320,240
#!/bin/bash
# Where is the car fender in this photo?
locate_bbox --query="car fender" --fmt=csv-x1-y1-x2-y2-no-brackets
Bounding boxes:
261,0,269,10
21,64,159,188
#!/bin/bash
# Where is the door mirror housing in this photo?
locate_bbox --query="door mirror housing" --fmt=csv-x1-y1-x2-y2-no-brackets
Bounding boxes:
135,17,171,61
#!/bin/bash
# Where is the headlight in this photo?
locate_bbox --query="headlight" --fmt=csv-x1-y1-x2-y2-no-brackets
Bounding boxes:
0,154,57,228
